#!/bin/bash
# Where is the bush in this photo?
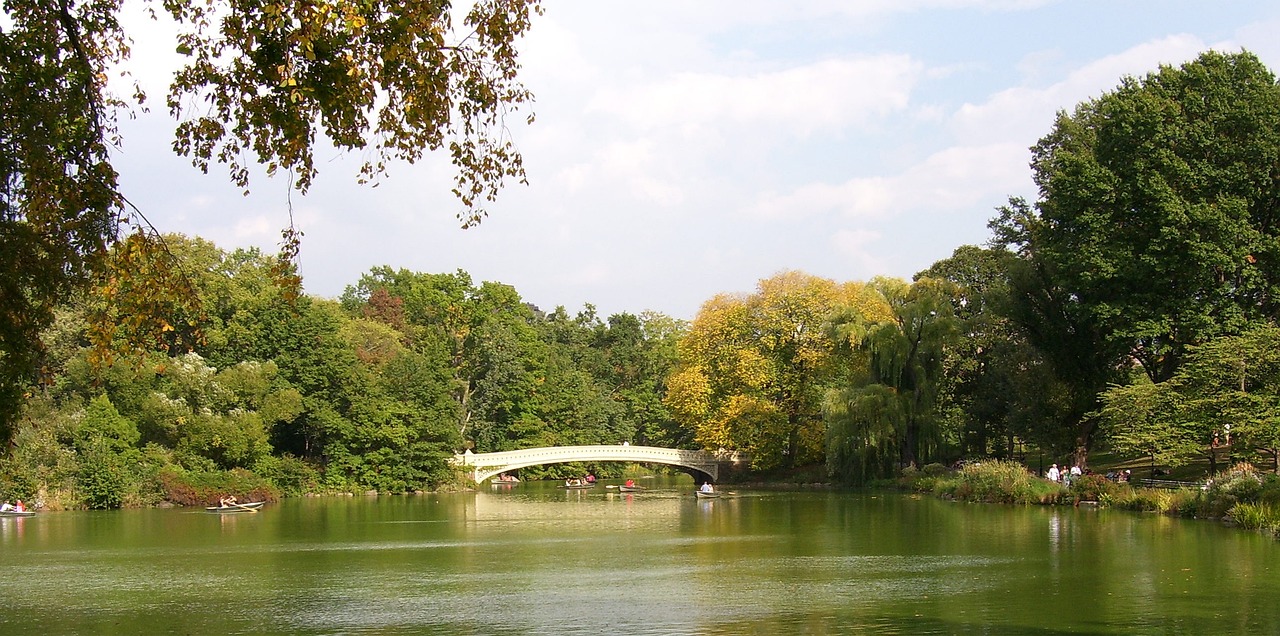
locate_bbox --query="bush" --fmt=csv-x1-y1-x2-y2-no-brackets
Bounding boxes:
1069,474,1118,503
1162,489,1204,517
159,466,279,507
124,444,177,507
75,395,140,453
0,450,41,501
921,463,949,477
77,442,131,509
930,460,1064,505
252,454,319,496
1227,501,1280,536
1261,474,1280,507
1196,463,1267,518
1,412,81,510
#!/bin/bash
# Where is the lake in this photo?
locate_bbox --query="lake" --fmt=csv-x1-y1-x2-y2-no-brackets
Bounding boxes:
1,477,1277,634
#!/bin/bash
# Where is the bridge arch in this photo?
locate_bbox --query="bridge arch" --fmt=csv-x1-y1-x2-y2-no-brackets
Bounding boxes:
453,445,739,485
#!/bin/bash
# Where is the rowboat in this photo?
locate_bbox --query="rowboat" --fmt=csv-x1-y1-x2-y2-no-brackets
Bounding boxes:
695,490,721,499
618,485,645,493
205,501,265,513
563,482,596,490
0,510,35,518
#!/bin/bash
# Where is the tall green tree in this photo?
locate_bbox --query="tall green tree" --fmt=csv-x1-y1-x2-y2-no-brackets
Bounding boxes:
592,312,685,447
1098,326,1280,476
991,51,1280,467
918,245,1025,458
1099,379,1201,477
1022,50,1280,383
990,200,1132,466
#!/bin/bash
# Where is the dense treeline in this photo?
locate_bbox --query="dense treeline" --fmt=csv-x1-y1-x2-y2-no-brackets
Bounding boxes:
650,50,1280,485
4,50,1280,507
0,237,687,507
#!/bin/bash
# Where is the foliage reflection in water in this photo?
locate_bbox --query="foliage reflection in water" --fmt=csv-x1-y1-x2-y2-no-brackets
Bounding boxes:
1,480,1278,634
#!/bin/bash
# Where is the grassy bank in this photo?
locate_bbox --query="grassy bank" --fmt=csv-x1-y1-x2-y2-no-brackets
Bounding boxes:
896,460,1280,539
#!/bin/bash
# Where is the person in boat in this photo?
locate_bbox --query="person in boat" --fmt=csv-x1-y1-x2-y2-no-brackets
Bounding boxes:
0,501,12,512
624,479,635,488
13,500,25,512
219,495,238,507
584,473,596,483
700,482,714,493
565,478,580,487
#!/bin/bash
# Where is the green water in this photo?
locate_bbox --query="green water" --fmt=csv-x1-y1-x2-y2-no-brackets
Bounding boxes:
1,480,1277,635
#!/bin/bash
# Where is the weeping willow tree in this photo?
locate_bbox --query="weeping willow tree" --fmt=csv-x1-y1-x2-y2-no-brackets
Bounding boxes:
825,277,960,483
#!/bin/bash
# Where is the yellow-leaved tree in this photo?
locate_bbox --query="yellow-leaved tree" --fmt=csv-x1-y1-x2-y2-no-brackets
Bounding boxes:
665,271,891,471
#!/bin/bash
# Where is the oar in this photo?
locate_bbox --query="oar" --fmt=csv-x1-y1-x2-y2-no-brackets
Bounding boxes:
229,500,258,513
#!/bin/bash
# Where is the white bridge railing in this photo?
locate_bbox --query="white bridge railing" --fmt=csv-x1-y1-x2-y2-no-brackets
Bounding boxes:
452,444,740,484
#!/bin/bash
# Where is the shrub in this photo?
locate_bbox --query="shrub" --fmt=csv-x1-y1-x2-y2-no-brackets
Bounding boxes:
77,442,131,509
159,466,279,507
909,475,944,494
931,460,1063,505
75,395,140,453
1228,502,1280,535
123,444,176,508
1162,489,1203,517
921,463,949,477
252,454,319,496
1261,475,1280,507
1196,463,1266,518
1069,474,1118,503
1104,488,1166,512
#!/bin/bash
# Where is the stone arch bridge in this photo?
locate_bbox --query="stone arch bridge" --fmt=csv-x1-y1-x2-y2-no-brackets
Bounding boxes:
453,445,742,484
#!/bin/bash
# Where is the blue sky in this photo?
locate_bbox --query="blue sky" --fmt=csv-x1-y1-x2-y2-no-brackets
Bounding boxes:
113,1,1280,321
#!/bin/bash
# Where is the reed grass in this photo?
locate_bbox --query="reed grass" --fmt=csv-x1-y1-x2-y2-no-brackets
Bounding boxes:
923,460,1064,505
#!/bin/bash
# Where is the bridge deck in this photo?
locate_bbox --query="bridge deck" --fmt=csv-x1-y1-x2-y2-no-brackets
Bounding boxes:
453,444,738,484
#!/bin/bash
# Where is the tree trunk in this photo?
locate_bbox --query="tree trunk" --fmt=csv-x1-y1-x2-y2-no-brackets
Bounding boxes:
902,417,920,469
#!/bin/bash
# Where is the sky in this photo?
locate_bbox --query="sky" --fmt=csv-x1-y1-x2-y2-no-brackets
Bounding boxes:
111,1,1280,321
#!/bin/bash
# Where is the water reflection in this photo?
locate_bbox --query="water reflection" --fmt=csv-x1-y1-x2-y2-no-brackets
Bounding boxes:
0,516,28,542
1,484,1279,635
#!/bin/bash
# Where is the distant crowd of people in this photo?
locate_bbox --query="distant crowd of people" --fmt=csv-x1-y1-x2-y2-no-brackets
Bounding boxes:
1045,464,1130,484
1045,463,1079,484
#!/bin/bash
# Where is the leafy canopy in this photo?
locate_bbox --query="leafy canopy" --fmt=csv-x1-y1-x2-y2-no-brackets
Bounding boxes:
0,0,541,445
1025,50,1280,382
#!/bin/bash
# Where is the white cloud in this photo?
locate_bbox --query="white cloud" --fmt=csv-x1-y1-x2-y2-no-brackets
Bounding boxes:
519,15,599,86
560,263,612,286
588,55,922,136
832,228,890,277
1232,19,1280,62
952,34,1209,145
746,142,1027,220
101,1,1280,321
620,0,1059,27
232,217,274,241
749,179,892,221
